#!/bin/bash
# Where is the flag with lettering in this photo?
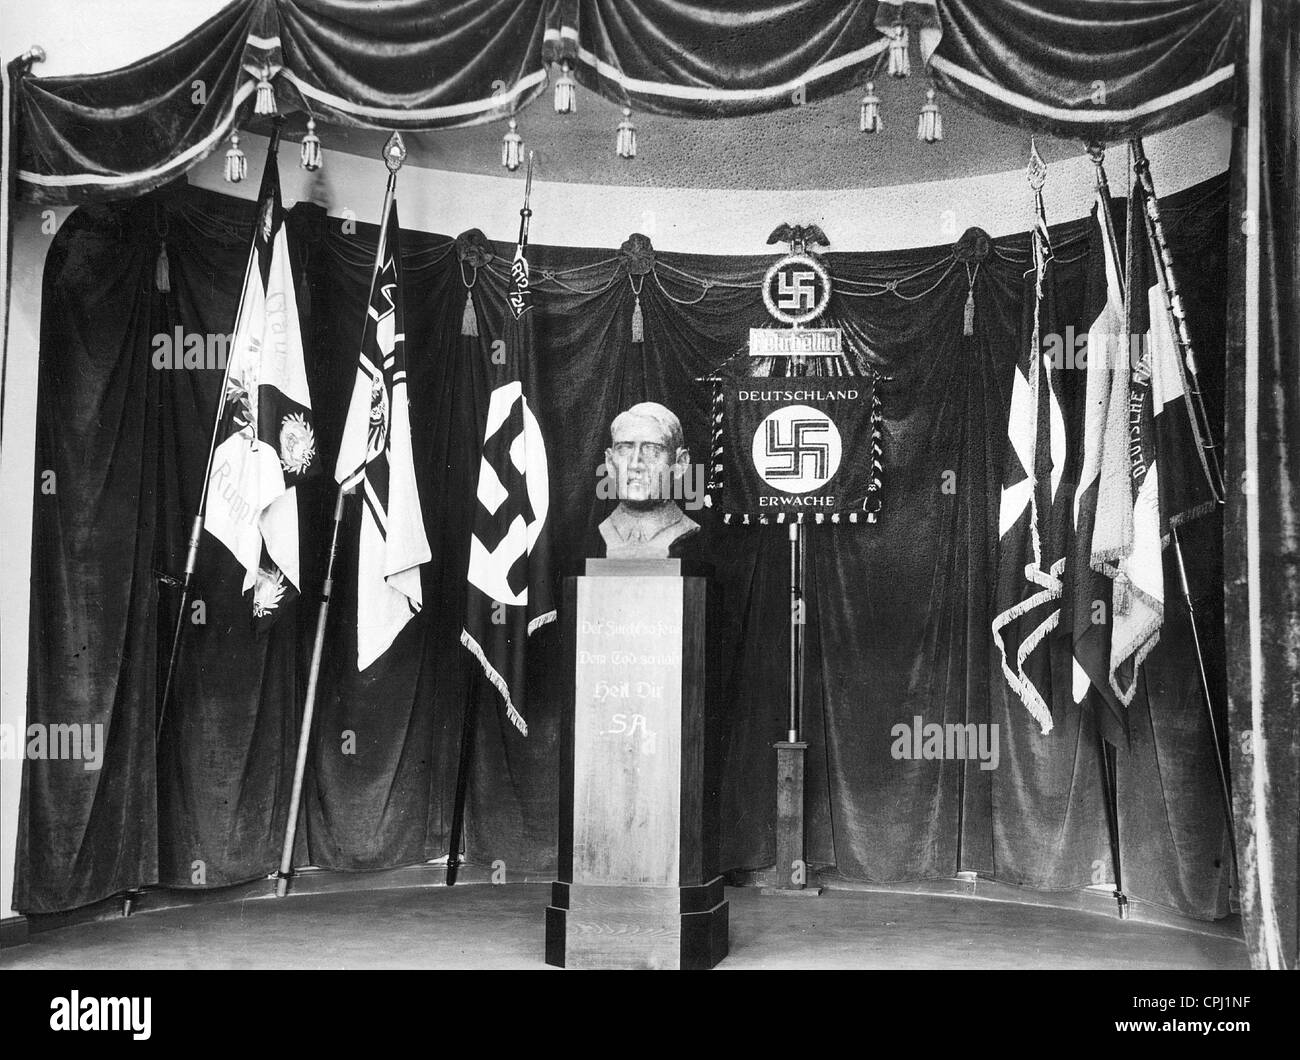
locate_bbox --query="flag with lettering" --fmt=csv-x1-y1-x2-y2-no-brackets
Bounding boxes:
204,144,318,631
1088,178,1217,706
335,195,430,669
705,377,882,524
460,225,555,736
1066,192,1131,747
991,148,1068,734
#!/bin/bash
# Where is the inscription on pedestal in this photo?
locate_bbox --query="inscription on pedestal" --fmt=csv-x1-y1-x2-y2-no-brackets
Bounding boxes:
573,579,684,887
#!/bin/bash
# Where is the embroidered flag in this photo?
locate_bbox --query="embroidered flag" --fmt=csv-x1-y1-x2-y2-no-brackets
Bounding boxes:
1089,177,1217,706
705,377,882,524
1067,191,1132,747
334,196,430,669
991,143,1068,734
204,142,318,631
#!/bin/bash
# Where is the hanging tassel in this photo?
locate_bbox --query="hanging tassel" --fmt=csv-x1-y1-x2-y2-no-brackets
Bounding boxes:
831,513,840,524
850,512,859,524
616,106,637,159
155,242,171,293
963,280,976,336
630,293,643,342
777,513,786,524
225,131,247,183
254,68,277,115
887,27,910,78
554,62,577,113
501,117,523,171
300,118,322,172
724,513,732,525
461,288,478,336
859,81,882,133
917,87,943,143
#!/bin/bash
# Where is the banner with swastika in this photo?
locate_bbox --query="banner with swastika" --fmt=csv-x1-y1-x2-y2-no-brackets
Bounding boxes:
706,378,882,524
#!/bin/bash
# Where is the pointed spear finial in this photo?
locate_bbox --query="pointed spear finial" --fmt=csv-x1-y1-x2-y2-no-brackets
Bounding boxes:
383,132,406,173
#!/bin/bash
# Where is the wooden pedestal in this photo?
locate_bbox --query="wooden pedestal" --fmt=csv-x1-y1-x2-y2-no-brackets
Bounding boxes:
546,560,729,970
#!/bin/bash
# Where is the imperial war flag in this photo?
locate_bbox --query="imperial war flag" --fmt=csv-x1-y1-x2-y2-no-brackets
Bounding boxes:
335,196,431,670
461,208,555,737
204,146,318,631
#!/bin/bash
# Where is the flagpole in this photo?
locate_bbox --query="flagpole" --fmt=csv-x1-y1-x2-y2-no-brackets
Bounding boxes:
276,132,407,897
1130,139,1226,504
1087,144,1130,919
275,484,347,897
1130,140,1239,892
157,118,284,740
447,150,535,886
1171,525,1240,889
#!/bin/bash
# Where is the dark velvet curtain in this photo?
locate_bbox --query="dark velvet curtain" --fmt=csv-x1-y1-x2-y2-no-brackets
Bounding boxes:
20,174,1231,920
14,0,1239,204
1225,0,1300,971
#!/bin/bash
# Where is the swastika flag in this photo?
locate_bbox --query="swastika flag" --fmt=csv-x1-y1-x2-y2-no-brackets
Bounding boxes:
705,378,882,524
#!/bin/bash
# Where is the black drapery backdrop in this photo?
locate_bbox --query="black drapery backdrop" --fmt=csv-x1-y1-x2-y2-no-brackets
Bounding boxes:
1225,0,1300,971
19,173,1232,921
13,0,1238,204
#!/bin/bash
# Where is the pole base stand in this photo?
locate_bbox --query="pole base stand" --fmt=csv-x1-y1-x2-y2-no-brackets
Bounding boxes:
274,872,292,898
956,870,978,894
1114,890,1130,919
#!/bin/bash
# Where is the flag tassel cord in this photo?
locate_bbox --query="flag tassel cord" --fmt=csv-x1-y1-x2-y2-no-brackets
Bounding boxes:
156,118,284,741
275,483,349,897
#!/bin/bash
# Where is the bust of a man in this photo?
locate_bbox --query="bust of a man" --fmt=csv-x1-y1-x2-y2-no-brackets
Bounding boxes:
598,401,700,559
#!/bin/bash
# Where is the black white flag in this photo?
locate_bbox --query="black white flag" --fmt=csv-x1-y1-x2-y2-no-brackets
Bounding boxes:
204,144,318,631
461,224,554,736
335,196,430,669
991,143,1068,734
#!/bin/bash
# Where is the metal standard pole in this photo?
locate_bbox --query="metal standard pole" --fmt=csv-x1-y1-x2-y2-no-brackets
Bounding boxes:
1095,724,1129,919
275,485,348,897
1086,143,1128,919
788,520,801,743
157,120,283,739
1172,526,1240,889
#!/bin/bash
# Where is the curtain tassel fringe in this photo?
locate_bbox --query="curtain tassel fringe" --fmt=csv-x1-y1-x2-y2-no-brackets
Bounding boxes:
554,62,576,114
917,87,943,143
502,118,523,171
963,284,975,335
461,289,478,337
859,82,882,133
887,27,910,78
225,132,247,183
631,293,643,342
300,118,322,172
616,107,637,159
254,71,276,115
155,242,171,293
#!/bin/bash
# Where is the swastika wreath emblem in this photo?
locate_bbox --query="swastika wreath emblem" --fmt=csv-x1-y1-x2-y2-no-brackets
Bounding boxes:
761,253,832,326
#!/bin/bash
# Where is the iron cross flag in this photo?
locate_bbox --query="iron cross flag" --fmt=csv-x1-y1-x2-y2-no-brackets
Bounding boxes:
203,138,319,631
334,193,431,670
705,378,883,524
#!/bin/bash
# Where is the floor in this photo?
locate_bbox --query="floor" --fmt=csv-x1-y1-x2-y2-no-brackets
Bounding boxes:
1,883,1249,970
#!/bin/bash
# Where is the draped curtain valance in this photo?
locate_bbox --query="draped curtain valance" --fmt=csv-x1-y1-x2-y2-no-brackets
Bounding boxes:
11,0,1240,204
